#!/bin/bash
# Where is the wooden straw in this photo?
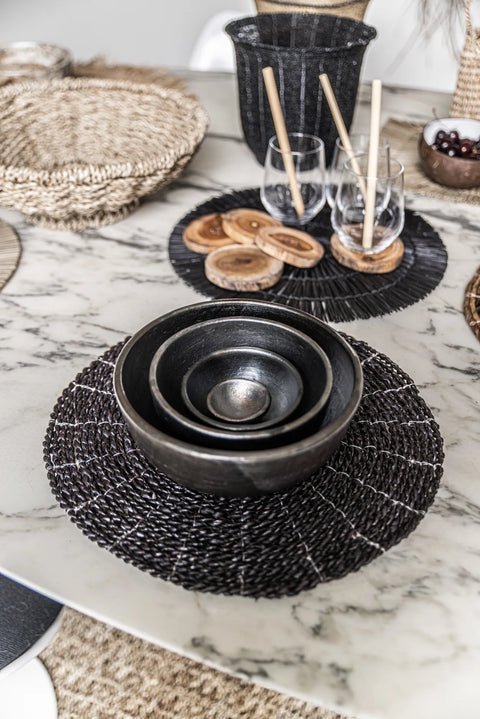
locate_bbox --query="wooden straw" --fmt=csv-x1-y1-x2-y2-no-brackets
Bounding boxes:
319,73,366,199
362,79,382,249
262,66,305,218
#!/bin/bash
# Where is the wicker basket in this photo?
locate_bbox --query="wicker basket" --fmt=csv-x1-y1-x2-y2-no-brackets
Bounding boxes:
254,0,370,20
0,42,72,85
0,78,209,230
451,0,480,118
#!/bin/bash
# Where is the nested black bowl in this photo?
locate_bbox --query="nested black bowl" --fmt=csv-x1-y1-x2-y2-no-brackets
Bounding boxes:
182,347,303,429
114,300,363,497
148,316,332,446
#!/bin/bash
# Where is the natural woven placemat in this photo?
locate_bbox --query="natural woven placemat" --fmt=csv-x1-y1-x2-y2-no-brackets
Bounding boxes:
464,266,480,341
0,219,21,291
40,608,349,719
169,188,447,323
44,336,444,599
382,118,480,206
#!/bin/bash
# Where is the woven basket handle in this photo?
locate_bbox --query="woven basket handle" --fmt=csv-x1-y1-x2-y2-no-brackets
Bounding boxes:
466,0,475,36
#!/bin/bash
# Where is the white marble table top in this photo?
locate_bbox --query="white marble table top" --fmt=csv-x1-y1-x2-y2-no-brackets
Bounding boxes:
0,71,479,719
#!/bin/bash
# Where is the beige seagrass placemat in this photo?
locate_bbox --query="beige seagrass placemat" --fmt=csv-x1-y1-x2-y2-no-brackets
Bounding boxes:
382,118,480,206
40,609,350,719
0,219,21,291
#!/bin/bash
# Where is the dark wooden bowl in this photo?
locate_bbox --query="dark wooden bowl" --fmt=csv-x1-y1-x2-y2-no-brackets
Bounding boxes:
418,118,480,189
114,300,363,497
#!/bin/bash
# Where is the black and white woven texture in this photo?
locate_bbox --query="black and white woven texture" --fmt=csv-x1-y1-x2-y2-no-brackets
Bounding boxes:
44,337,444,599
169,188,448,324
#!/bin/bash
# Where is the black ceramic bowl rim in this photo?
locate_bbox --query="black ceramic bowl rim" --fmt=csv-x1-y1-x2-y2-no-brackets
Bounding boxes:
148,316,333,442
114,300,363,465
225,14,377,54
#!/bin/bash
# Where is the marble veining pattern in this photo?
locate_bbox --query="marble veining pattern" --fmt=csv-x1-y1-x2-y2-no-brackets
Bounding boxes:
0,73,479,719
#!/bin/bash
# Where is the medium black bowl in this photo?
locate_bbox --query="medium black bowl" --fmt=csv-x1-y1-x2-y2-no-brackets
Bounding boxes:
148,316,332,446
114,300,363,497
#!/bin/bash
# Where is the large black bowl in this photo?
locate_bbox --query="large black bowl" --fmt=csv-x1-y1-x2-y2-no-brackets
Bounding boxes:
148,316,332,446
114,300,363,497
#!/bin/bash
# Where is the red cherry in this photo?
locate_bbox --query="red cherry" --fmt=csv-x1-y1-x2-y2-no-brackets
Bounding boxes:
459,140,473,157
435,130,448,144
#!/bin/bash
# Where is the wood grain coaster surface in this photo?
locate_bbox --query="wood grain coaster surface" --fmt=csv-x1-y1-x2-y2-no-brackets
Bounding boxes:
330,233,404,274
205,244,284,291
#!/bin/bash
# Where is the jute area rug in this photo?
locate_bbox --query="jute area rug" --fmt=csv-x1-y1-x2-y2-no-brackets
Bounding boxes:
40,609,351,719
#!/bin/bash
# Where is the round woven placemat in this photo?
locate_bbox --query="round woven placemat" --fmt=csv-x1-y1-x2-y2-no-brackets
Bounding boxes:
0,218,21,291
169,188,447,323
44,335,444,599
464,266,480,341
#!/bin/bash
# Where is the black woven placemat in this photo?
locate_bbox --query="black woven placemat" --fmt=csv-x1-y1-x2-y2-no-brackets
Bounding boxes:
169,188,448,323
44,335,444,599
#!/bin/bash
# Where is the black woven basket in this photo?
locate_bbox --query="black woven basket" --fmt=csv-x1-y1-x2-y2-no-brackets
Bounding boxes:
225,13,377,165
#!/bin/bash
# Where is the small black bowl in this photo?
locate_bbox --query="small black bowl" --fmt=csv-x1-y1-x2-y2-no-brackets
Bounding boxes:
148,316,332,446
183,347,303,429
114,300,363,497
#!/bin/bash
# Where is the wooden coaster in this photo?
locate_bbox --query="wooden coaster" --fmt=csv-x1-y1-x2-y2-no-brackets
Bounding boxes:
205,244,284,292
222,208,282,245
182,213,233,254
330,233,405,274
255,226,324,268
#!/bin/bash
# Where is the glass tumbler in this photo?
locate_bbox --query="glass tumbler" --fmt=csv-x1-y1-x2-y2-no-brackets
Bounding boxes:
261,133,326,225
326,134,390,209
331,152,405,255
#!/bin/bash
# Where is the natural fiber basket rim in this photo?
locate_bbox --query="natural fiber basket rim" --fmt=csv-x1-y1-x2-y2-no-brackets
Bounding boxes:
225,13,377,54
0,77,209,184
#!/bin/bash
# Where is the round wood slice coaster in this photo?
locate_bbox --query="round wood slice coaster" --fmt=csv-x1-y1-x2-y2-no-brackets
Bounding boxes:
330,233,405,274
205,244,284,292
255,225,324,268
222,208,282,245
182,213,233,254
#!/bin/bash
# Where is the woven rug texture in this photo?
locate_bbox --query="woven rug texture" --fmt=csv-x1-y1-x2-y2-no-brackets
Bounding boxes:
382,118,480,206
40,609,350,719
